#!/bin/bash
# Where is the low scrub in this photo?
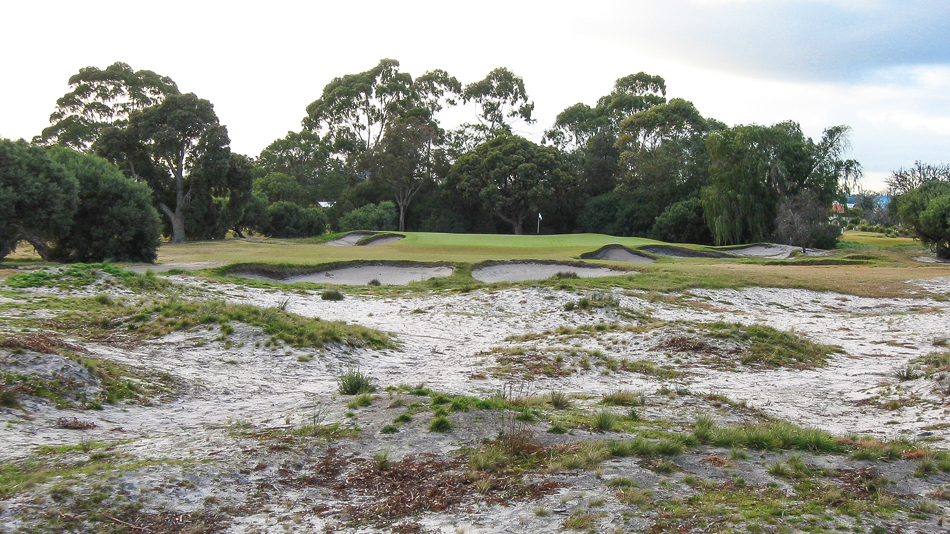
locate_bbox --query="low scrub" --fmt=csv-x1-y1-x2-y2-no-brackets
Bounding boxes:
704,322,841,369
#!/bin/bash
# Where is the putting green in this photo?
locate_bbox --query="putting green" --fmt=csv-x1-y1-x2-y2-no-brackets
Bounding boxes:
151,232,663,265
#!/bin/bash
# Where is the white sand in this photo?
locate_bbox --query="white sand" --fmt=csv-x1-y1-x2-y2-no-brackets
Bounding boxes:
471,262,628,282
325,232,374,246
596,248,655,263
286,265,453,285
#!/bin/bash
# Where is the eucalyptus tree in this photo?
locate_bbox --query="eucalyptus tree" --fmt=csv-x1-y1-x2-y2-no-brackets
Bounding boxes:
614,98,722,238
37,62,179,151
462,67,535,136
360,118,440,231
96,93,232,243
447,135,564,234
544,72,666,152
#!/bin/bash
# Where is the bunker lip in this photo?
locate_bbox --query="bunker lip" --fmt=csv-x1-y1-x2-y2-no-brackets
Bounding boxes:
580,244,656,263
470,259,631,283
637,244,733,259
220,260,454,286
325,231,377,246
356,233,405,246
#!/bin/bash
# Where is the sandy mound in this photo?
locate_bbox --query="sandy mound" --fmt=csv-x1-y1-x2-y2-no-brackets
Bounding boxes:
325,232,375,246
471,261,627,283
581,245,655,263
726,244,797,258
639,245,733,259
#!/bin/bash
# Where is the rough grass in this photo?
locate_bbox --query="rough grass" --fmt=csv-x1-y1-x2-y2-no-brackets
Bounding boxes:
69,298,394,350
703,322,842,369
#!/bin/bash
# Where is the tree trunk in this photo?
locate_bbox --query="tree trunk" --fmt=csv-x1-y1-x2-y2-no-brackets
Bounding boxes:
0,237,17,260
17,227,52,261
160,203,187,244
937,243,950,261
398,203,407,232
512,219,523,235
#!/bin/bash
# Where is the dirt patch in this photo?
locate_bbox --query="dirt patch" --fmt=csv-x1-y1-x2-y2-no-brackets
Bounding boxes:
471,260,628,283
581,245,655,263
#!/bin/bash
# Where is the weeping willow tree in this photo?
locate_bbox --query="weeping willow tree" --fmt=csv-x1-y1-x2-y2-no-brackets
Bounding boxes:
702,122,860,246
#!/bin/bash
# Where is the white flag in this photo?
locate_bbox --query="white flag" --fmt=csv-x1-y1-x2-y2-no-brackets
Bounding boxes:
538,213,543,221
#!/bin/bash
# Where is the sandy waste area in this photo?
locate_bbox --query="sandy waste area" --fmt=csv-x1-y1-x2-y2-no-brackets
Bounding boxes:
2,266,950,533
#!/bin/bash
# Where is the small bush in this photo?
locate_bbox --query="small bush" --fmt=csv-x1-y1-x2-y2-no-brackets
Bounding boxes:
321,290,344,301
347,394,373,409
380,425,399,434
394,413,412,424
593,409,617,431
601,390,644,407
429,416,452,432
336,368,377,395
0,389,18,408
549,390,571,409
554,271,579,279
368,279,382,287
892,366,921,381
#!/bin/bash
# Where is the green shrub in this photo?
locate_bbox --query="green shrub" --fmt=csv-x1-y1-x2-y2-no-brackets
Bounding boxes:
264,201,327,238
593,409,617,431
321,290,344,301
429,416,452,432
339,201,398,232
336,368,377,395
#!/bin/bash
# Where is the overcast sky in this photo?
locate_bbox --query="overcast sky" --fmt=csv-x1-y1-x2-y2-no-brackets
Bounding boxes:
2,0,948,191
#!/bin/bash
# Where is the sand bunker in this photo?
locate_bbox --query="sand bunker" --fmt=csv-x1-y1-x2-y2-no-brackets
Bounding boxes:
358,234,405,246
725,244,798,259
325,232,375,246
244,265,453,286
325,232,405,246
125,261,226,274
471,261,627,283
581,245,655,263
639,245,733,259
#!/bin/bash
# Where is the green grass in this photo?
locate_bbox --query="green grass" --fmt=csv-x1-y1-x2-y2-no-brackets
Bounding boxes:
704,322,843,369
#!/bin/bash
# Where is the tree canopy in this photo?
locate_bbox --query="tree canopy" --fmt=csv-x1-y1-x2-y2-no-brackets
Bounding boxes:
448,135,564,234
37,62,179,151
96,93,232,243
0,140,78,260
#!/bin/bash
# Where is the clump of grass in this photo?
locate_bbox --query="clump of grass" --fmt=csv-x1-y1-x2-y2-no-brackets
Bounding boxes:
337,368,377,395
600,389,644,407
705,322,841,369
380,425,399,434
548,390,571,409
429,416,451,432
347,393,373,409
892,365,921,381
373,448,391,471
0,389,18,408
692,414,716,444
321,289,344,301
393,413,412,424
368,279,382,287
554,271,579,279
593,409,618,431
708,421,844,452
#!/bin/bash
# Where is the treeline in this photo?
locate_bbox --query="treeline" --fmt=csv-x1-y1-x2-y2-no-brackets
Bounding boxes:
0,59,889,263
